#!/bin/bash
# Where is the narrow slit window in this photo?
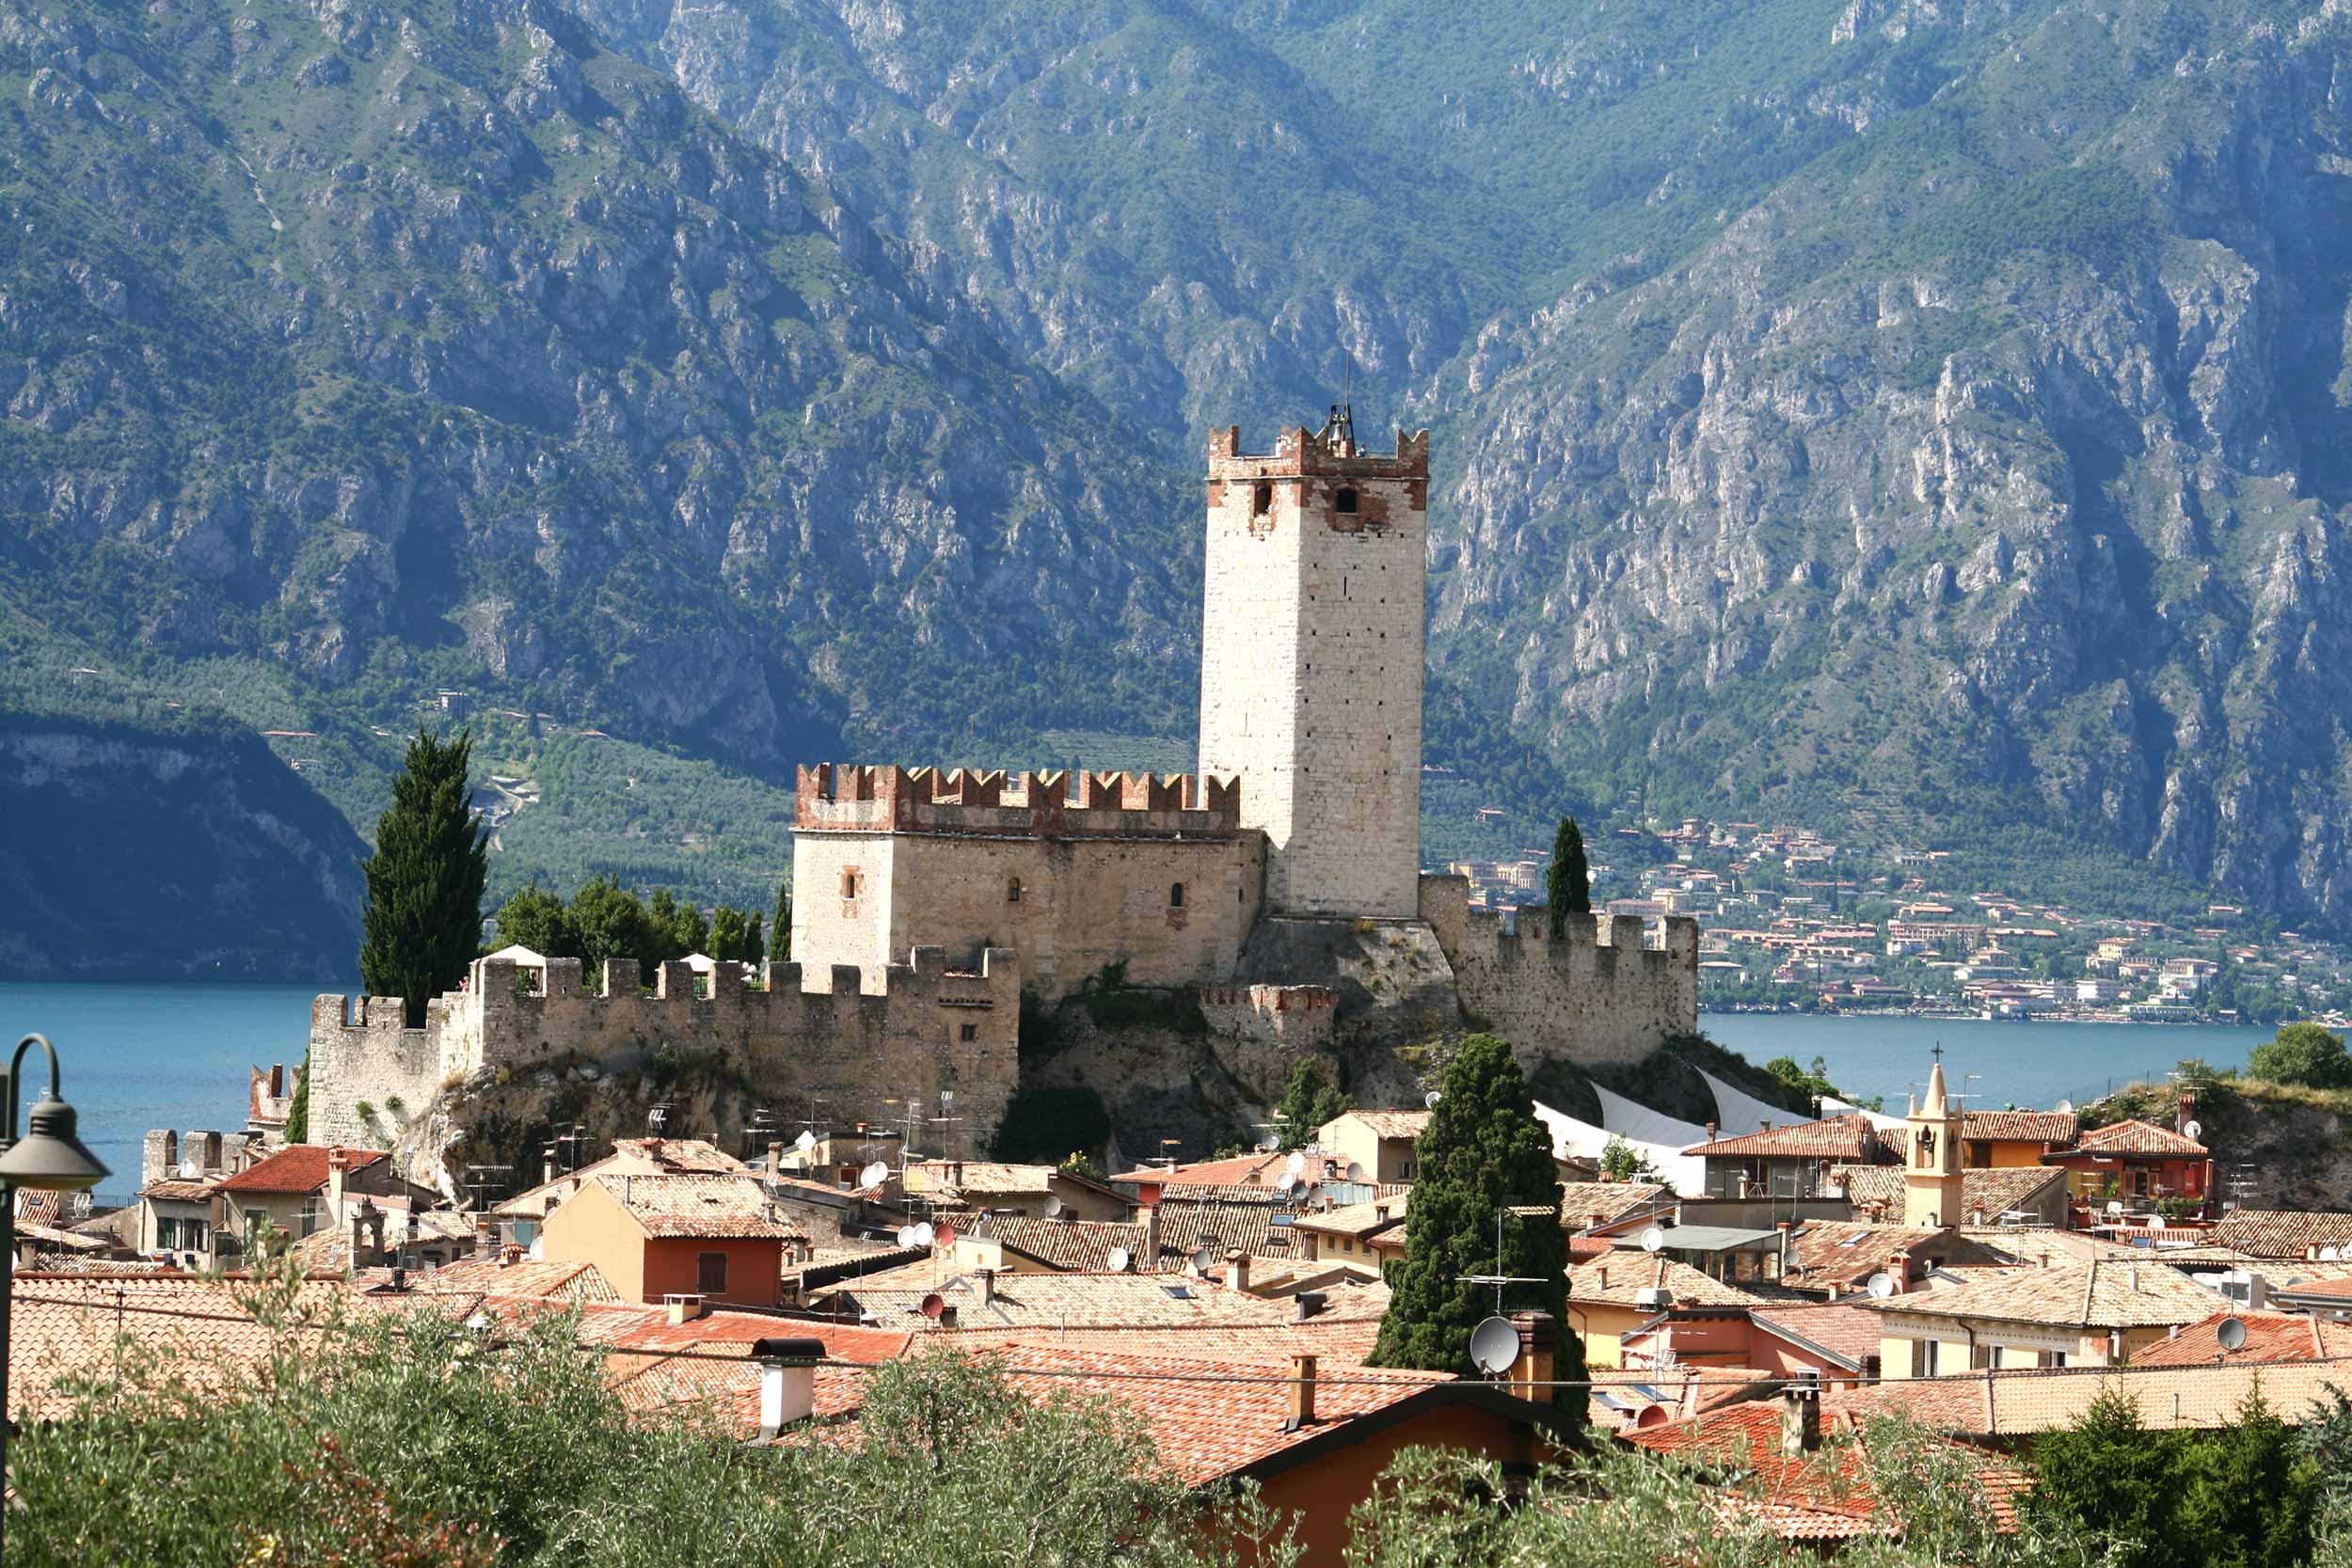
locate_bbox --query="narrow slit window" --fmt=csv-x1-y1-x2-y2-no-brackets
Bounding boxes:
1168,882,1186,909
840,870,860,899
1007,876,1023,903
1252,480,1273,515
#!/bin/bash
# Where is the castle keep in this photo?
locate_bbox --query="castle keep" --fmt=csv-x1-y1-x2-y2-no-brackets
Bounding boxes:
311,413,1696,1166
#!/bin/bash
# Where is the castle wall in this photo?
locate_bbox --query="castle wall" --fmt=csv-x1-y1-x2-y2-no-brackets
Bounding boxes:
1199,426,1427,919
309,947,1020,1159
1419,875,1700,1069
791,766,1261,998
1199,984,1339,1053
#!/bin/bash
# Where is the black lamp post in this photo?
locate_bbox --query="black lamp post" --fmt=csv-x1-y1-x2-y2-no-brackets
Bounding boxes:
0,1033,111,1561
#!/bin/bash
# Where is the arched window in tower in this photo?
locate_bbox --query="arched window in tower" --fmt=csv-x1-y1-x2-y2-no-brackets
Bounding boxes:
1168,882,1186,909
1007,876,1023,904
1334,486,1359,515
1252,480,1273,515
840,869,861,900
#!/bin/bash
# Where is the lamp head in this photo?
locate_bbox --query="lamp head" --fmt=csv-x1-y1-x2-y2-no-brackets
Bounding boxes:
0,1088,111,1193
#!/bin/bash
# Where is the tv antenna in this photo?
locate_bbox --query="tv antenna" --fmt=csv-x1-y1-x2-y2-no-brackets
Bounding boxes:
1455,1208,1548,1314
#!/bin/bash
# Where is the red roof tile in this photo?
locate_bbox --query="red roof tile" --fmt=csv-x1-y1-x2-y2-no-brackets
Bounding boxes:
1961,1111,2079,1145
2129,1309,2352,1368
1684,1116,1881,1162
2070,1119,2207,1158
216,1145,388,1195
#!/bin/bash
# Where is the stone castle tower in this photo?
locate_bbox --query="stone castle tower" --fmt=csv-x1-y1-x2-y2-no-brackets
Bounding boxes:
1901,1055,1965,1227
1198,408,1429,918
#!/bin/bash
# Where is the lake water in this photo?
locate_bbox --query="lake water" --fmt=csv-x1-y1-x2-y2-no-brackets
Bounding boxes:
1702,1012,2264,1115
0,982,2273,1205
0,981,340,1204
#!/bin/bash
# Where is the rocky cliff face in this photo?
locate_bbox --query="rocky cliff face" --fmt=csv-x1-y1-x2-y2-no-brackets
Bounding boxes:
1429,0,2352,924
0,716,366,977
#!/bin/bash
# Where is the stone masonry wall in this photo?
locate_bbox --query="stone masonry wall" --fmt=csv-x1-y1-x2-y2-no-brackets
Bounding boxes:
1199,426,1428,919
1199,984,1339,1053
310,947,1020,1156
1419,875,1700,1069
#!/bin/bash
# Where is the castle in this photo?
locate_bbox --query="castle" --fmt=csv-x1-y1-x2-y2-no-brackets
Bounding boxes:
310,413,1697,1163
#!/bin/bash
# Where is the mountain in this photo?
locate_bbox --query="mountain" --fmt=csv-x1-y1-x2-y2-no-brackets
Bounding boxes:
9,0,2352,957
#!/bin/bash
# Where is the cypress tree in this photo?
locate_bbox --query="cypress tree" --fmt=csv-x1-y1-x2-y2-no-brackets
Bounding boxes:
1547,815,1591,931
773,879,793,961
359,727,489,1027
1368,1034,1583,1426
284,1058,309,1143
743,911,766,967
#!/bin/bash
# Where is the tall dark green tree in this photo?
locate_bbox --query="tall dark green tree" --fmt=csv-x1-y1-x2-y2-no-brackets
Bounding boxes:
494,884,579,959
773,879,793,961
568,875,656,972
1274,1057,1352,1149
743,911,766,967
359,727,490,1026
1547,816,1591,931
1368,1034,1582,1425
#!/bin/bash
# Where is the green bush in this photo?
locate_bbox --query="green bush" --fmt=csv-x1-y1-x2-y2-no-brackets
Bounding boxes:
2248,1024,2352,1090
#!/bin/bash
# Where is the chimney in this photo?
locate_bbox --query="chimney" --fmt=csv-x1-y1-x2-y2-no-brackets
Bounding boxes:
939,1305,958,1329
499,1243,523,1267
1596,1264,1608,1291
1888,1249,1911,1294
767,1140,786,1174
1775,1220,1791,1280
2177,1087,2197,1137
1780,1379,1822,1454
1285,1354,1318,1430
666,1293,706,1325
326,1147,352,1219
1508,1310,1556,1403
1225,1249,1250,1294
472,1212,496,1254
1705,1122,1718,1144
977,1267,996,1306
753,1338,826,1435
1141,1204,1160,1267
1759,1118,1772,1134
1294,1291,1327,1323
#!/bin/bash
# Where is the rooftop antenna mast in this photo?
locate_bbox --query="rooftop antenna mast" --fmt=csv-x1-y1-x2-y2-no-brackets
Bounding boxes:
1456,1207,1546,1315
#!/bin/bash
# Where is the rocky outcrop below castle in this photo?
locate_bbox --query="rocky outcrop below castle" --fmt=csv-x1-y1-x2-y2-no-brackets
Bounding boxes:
0,714,363,981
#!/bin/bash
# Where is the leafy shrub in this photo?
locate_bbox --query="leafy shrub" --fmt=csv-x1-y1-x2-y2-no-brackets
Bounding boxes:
2248,1024,2352,1090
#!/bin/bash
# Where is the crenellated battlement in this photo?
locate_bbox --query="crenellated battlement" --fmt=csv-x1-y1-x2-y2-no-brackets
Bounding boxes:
1206,424,1430,480
796,763,1244,839
1418,875,1699,1069
307,945,1022,1157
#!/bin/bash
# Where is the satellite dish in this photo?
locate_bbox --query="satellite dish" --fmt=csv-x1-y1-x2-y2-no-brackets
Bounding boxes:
1867,1273,1897,1300
1043,1196,1067,1218
858,1161,889,1190
1470,1315,1522,1376
1285,1151,1308,1178
934,1222,958,1248
1345,1162,1365,1183
1188,1246,1216,1274
1311,1194,1332,1213
2184,1119,2203,1142
2217,1316,2249,1353
1106,1246,1133,1273
913,1222,936,1248
1638,1226,1667,1254
1282,1177,1306,1201
794,1130,818,1153
1424,1090,1443,1109
920,1292,946,1320
1258,1136,1280,1152
2055,1099,2074,1115
895,1225,918,1247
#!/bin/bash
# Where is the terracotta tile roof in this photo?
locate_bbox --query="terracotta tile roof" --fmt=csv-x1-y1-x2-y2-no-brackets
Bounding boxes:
135,1179,218,1203
1748,1303,1886,1370
1822,1359,2352,1435
1115,1152,1293,1188
1152,1182,1292,1204
978,1216,1147,1272
828,1270,1375,1332
904,1160,1066,1198
1587,1367,1778,1433
1336,1110,1431,1140
2130,1309,2352,1368
595,1174,807,1240
1153,1197,1300,1261
1622,1402,2025,1539
1559,1181,1670,1228
2215,1210,2352,1259
8,1275,348,1421
1962,1227,2184,1267
216,1145,388,1196
1780,1221,2005,1293
1832,1165,2067,1221
404,1257,623,1303
1567,1254,1764,1309
1291,1193,1408,1242
1684,1116,1881,1162
956,1314,1389,1365
1870,1258,2221,1330
1961,1111,2079,1145
2071,1119,2208,1158
496,1139,752,1218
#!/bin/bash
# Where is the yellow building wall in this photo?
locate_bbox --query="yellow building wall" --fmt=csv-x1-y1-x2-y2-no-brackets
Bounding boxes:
1568,1302,1645,1369
539,1181,647,1304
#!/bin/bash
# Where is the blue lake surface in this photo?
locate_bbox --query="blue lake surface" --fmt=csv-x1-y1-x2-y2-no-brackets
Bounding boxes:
1702,1011,2264,1115
0,981,342,1203
0,981,2274,1205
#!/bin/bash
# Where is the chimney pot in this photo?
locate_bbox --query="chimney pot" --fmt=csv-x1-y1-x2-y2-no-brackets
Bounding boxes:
1286,1354,1318,1429
1508,1310,1556,1402
1294,1291,1326,1323
754,1338,824,1434
939,1304,958,1329
977,1267,996,1306
666,1293,705,1325
1780,1381,1822,1454
1705,1122,1718,1143
1225,1249,1249,1293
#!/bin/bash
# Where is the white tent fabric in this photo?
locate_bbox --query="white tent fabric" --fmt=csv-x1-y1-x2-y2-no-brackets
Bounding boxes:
1820,1095,1910,1135
1533,1099,1708,1198
1699,1068,1808,1136
1593,1083,1713,1151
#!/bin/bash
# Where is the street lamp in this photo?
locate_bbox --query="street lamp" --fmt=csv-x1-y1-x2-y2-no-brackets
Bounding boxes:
0,1033,111,1561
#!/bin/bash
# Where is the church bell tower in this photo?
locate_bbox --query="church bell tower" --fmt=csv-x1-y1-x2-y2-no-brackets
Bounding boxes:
1197,408,1429,919
1901,1052,1966,1228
